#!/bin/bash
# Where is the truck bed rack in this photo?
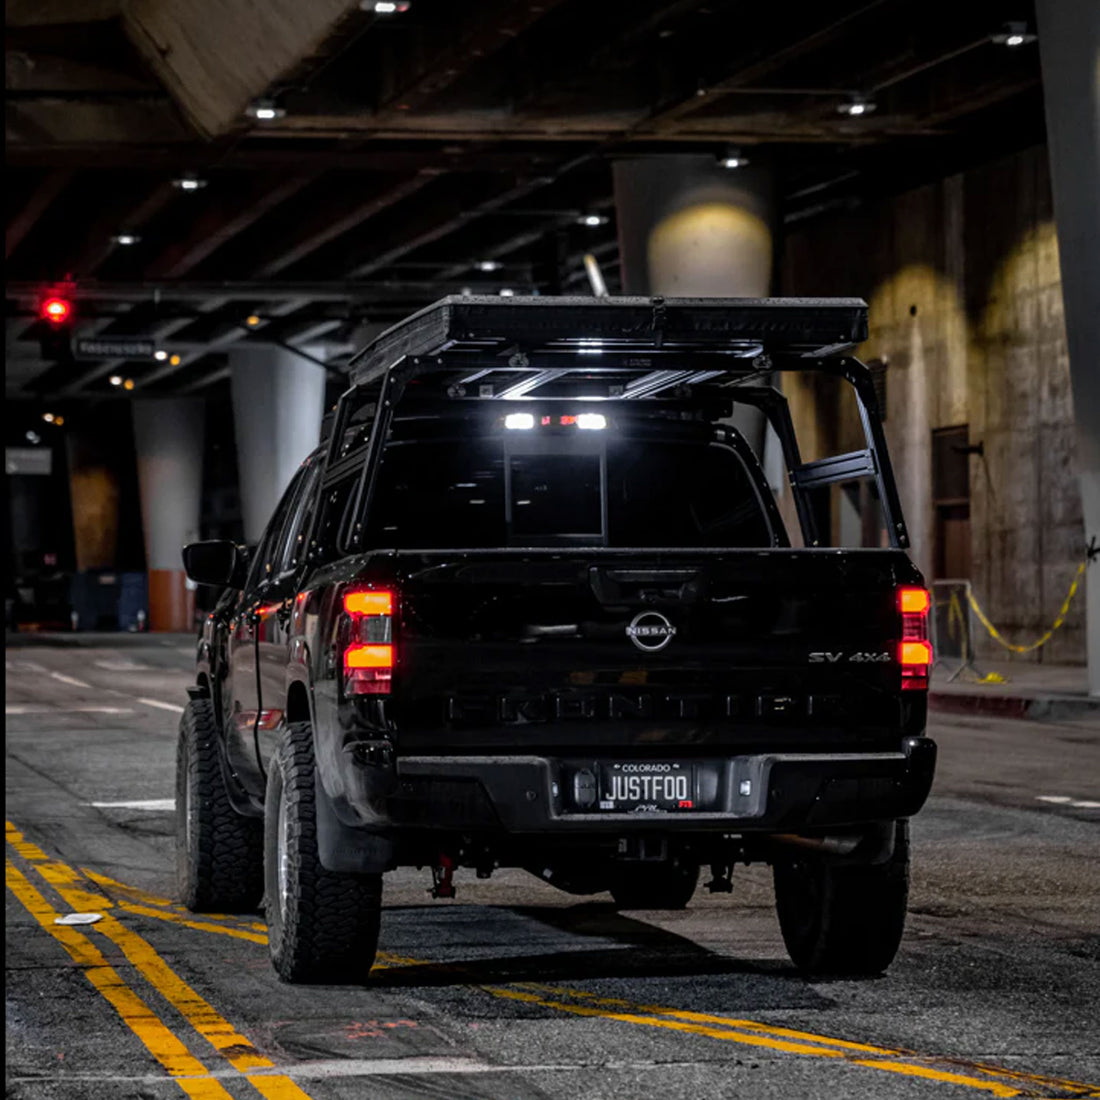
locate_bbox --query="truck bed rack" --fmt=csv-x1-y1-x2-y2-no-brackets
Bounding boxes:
348,295,868,393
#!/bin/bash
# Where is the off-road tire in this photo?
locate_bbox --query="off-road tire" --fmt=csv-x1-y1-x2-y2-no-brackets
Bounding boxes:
773,820,910,977
609,856,699,910
264,721,382,984
176,697,264,912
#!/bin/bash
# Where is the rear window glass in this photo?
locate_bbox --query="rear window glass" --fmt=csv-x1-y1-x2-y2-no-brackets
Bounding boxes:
364,435,774,549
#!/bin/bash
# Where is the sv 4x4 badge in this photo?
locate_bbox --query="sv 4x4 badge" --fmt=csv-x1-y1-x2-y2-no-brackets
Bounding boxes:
809,651,892,663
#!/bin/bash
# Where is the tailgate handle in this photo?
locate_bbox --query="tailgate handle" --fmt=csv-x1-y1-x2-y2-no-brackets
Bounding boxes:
589,566,700,604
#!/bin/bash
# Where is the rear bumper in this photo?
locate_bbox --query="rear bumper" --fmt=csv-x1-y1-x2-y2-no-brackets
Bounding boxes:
365,736,936,834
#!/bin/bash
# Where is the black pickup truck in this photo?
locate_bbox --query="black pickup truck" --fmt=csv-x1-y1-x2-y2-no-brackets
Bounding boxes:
179,296,935,983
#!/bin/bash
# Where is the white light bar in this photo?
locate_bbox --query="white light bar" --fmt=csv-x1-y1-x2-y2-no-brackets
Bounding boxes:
576,413,607,430
505,413,535,430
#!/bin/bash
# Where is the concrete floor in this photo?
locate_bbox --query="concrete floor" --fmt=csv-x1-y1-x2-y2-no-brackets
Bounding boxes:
5,638,1099,1100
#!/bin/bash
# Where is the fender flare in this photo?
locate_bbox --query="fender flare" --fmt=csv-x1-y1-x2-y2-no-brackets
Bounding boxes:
286,643,393,875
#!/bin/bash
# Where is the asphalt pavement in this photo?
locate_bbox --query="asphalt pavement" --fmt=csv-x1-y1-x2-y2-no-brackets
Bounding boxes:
5,636,1099,1099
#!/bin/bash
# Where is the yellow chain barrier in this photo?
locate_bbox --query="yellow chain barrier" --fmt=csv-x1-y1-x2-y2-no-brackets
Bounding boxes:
967,560,1087,654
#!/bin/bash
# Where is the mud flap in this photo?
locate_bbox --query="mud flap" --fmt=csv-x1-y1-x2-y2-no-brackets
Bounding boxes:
314,777,394,874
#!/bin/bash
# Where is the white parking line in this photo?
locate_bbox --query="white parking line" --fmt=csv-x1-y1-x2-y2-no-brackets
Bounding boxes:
87,799,175,811
136,698,185,714
6,660,48,673
94,659,151,672
1037,795,1100,809
49,671,91,688
5,706,134,716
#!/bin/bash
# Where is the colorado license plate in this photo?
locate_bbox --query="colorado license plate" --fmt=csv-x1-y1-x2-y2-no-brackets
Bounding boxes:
598,762,695,812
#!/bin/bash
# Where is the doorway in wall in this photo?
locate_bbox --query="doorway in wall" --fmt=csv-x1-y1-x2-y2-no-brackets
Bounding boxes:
932,424,972,580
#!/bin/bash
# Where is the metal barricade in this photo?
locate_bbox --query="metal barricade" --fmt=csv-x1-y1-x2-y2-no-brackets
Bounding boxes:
931,580,974,680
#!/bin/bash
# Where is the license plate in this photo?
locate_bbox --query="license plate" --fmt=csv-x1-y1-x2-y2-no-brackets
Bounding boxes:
598,762,695,812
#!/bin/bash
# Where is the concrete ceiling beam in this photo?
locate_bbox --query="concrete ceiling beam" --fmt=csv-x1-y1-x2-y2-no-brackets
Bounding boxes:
121,0,364,138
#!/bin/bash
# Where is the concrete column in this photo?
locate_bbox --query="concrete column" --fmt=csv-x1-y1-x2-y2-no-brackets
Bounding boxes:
1035,0,1100,694
613,154,785,502
613,155,774,298
230,345,326,545
66,433,120,573
133,398,205,632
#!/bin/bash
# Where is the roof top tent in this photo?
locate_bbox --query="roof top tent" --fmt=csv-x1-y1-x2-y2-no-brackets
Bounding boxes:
323,295,907,554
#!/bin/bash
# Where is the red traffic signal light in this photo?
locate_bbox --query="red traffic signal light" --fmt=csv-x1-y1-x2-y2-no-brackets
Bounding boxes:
41,296,72,326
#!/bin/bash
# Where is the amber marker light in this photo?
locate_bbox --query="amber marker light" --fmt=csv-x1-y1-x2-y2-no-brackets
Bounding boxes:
900,641,933,667
343,590,393,616
897,587,930,614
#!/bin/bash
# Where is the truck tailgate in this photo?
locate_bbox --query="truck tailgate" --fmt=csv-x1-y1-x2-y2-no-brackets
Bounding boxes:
377,548,925,752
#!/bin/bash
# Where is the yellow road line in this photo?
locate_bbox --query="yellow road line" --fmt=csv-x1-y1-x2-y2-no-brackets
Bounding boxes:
516,982,892,1054
84,868,267,932
7,823,313,1100
27,859,312,1100
6,860,233,1100
6,820,49,862
117,901,268,944
513,983,1098,1097
484,986,1017,1097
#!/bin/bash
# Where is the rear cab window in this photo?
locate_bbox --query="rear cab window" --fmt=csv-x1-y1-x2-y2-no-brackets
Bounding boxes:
363,419,780,550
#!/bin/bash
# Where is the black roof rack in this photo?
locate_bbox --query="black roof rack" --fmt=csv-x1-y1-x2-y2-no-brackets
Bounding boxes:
348,295,868,395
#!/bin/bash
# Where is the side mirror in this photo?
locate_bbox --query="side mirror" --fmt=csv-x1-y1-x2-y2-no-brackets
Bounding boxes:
182,541,246,589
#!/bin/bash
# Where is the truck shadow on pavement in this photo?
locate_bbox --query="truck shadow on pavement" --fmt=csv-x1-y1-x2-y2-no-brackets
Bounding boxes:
372,902,814,995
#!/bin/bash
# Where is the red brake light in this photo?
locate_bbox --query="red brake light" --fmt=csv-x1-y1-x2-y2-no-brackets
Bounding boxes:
41,297,72,325
897,586,931,691
342,588,395,695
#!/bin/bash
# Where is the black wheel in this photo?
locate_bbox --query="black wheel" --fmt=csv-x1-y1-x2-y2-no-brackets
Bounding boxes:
264,721,382,984
609,856,699,910
176,697,264,912
773,821,910,977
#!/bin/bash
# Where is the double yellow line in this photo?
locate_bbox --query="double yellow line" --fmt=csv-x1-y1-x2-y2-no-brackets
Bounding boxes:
7,819,1099,1099
5,822,311,1100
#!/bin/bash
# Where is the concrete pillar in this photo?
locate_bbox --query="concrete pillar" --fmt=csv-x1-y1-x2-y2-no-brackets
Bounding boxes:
613,155,774,299
1035,0,1100,693
66,432,120,573
613,155,785,502
230,345,326,545
132,399,205,632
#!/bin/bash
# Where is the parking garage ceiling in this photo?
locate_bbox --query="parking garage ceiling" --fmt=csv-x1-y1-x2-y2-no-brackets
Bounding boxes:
6,0,1044,400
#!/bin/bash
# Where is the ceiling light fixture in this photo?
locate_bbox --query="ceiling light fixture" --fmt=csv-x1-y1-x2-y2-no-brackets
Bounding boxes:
154,349,168,361
718,148,749,169
123,379,135,390
112,233,141,246
476,260,502,272
245,315,262,327
169,354,181,366
173,174,207,192
578,214,608,228
246,98,286,121
362,0,410,11
992,22,1036,46
498,288,516,297
109,375,123,386
838,96,876,117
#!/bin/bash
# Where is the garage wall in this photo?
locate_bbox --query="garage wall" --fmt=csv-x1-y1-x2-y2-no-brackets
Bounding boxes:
781,144,1085,665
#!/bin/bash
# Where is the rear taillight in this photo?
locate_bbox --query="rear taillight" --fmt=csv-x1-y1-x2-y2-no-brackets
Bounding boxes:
343,588,394,695
897,586,931,691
